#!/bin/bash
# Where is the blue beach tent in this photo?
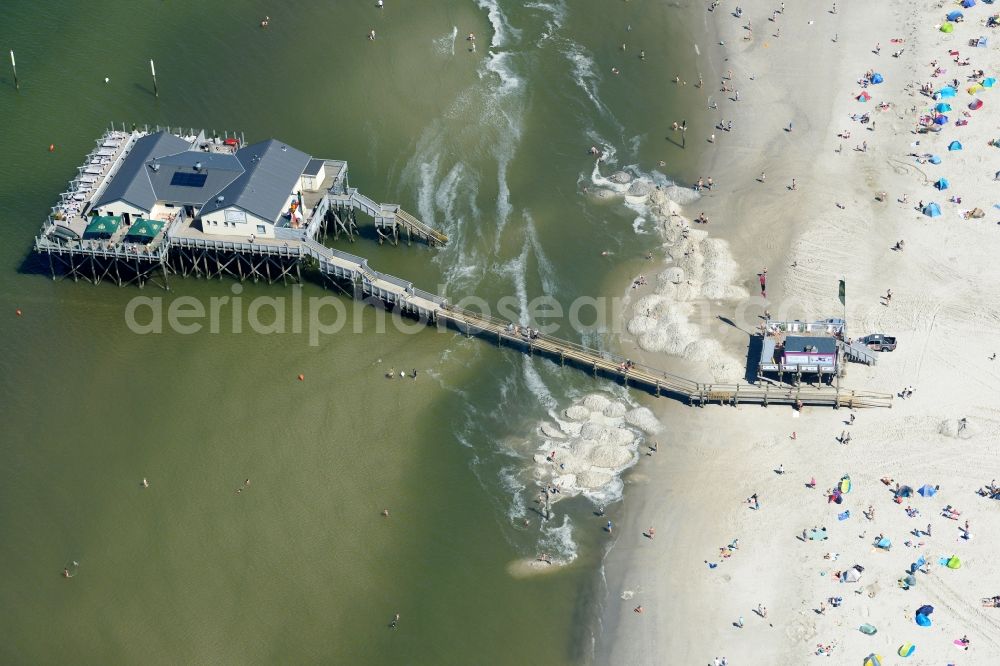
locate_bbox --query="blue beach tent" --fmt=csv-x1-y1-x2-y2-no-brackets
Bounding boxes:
918,484,938,497
935,103,952,112
935,178,949,190
938,86,957,98
929,155,942,164
984,77,996,87
947,10,964,20
948,140,963,150
923,202,942,217
934,115,949,125
871,73,884,84
962,0,976,7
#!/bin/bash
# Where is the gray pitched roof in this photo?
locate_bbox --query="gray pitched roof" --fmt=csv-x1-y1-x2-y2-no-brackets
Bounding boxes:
94,132,191,211
146,151,244,206
198,139,311,222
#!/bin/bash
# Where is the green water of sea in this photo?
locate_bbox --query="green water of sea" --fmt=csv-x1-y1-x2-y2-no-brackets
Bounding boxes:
0,1,708,663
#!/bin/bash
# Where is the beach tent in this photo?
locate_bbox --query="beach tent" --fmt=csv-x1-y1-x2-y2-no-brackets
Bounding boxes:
899,643,916,657
857,91,872,102
84,215,121,239
984,77,996,87
901,573,918,588
947,10,965,20
909,554,927,574
941,22,955,33
871,73,884,84
840,475,852,493
929,155,942,164
917,604,934,617
125,218,165,242
933,114,949,125
947,555,962,569
841,568,862,583
896,485,915,498
915,613,932,627
935,102,953,112
969,207,985,218
969,83,984,94
970,98,984,110
876,536,892,550
918,484,937,497
963,0,977,7
948,140,963,150
860,623,878,635
935,178,950,190
923,202,942,217
863,654,883,666
938,86,957,98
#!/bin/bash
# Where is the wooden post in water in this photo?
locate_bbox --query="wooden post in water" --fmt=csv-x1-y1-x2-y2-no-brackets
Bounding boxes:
10,50,18,90
150,59,158,97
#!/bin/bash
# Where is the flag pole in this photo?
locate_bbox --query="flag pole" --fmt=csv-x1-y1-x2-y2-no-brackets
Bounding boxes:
150,59,158,97
10,50,18,90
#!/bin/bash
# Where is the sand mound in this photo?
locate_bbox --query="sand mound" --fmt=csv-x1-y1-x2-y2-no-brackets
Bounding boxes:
607,428,637,447
627,315,657,336
507,558,566,579
576,469,615,489
580,421,613,442
590,188,620,201
625,407,661,433
589,445,632,468
582,394,611,412
540,422,566,439
603,401,628,418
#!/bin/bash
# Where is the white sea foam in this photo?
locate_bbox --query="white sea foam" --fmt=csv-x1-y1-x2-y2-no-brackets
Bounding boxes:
499,465,527,521
476,0,520,49
539,514,578,562
526,0,567,35
433,26,459,55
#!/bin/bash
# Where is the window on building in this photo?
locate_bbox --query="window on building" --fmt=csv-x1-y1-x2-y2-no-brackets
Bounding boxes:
256,225,265,234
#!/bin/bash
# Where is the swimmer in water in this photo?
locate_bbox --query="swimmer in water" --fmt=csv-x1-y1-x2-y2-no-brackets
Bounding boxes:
382,508,390,517
601,250,610,256
260,16,270,28
142,478,148,488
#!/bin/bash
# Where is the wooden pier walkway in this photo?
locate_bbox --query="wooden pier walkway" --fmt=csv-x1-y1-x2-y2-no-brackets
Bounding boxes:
436,307,893,409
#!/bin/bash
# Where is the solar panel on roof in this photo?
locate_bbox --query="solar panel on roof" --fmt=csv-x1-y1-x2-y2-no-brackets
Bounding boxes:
170,171,208,188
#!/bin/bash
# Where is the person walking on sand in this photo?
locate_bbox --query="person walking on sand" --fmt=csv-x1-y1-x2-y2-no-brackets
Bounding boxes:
791,178,797,190
849,413,855,425
958,417,968,433
606,520,613,534
736,615,744,628
648,526,656,539
759,171,766,182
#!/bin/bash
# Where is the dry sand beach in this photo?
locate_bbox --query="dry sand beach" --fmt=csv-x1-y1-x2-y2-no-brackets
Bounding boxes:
596,0,1000,663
